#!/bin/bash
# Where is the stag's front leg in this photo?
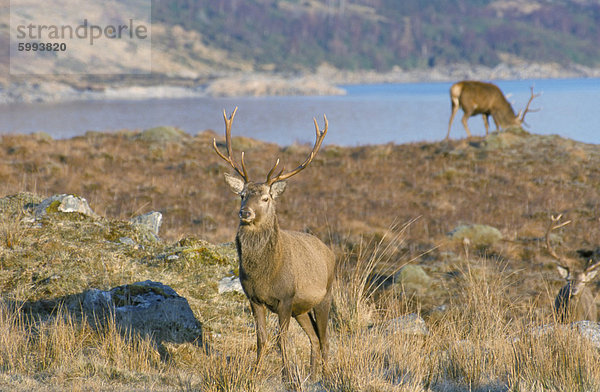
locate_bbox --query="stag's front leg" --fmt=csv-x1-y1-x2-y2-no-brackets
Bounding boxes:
250,301,267,367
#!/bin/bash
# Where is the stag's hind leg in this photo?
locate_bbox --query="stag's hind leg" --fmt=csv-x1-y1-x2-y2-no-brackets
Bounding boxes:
295,312,321,379
312,291,332,373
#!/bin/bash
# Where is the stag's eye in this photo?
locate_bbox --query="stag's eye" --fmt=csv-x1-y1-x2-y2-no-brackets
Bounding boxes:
261,195,269,203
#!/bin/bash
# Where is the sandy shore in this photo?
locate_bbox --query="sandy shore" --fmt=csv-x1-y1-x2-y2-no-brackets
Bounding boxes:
1,61,599,104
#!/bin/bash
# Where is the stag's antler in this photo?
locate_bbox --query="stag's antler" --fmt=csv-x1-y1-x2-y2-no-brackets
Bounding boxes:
519,86,541,123
265,115,328,185
213,107,250,182
545,214,572,262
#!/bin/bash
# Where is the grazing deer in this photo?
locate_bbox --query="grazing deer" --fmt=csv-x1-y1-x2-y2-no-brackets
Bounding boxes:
213,107,336,380
545,215,600,322
446,80,539,139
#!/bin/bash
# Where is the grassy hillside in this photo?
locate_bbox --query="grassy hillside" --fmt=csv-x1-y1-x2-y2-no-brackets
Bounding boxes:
1,128,600,390
152,0,600,72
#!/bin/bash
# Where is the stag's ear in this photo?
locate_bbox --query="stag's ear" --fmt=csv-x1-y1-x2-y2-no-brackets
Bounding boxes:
270,181,287,199
586,269,599,281
557,265,570,279
224,173,245,195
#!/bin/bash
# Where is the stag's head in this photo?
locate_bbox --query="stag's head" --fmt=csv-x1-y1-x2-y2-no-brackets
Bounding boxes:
546,214,600,297
557,262,600,296
213,107,328,227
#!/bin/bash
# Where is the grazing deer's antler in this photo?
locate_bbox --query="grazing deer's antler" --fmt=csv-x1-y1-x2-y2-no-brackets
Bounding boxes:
265,115,328,185
519,86,541,123
212,107,250,182
545,214,572,263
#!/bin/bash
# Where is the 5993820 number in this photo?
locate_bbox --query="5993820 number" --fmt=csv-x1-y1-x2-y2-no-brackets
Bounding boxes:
17,42,67,52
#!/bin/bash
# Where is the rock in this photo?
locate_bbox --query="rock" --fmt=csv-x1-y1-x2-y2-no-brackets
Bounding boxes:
449,224,503,249
130,211,163,236
529,321,600,348
218,276,244,294
383,313,429,336
34,194,97,218
80,280,204,347
137,126,187,142
393,265,431,289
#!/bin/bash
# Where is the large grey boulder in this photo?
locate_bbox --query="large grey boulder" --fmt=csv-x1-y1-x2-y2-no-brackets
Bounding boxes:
80,280,204,348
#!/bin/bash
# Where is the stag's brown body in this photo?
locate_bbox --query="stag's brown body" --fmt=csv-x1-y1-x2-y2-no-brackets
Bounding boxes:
546,215,600,323
554,279,597,323
214,108,335,380
447,80,538,139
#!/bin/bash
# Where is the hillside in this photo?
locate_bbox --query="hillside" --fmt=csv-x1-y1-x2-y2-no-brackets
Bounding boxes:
2,0,600,102
2,129,600,389
2,129,600,390
152,0,600,72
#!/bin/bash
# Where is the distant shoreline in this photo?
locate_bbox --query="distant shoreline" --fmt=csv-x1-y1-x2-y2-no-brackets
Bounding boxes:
1,62,599,104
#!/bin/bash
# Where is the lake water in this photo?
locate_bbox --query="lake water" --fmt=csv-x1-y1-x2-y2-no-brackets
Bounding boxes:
1,78,599,146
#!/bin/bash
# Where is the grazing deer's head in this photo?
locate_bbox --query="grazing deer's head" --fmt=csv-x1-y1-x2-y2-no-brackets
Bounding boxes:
213,107,327,228
546,214,600,322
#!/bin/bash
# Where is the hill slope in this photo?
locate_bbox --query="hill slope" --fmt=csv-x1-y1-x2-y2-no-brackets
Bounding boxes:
152,0,600,72
2,129,600,390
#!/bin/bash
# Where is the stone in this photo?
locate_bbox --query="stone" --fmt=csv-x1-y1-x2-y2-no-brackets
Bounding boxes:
130,211,163,236
218,276,244,294
34,194,97,218
394,265,431,288
449,224,502,249
137,126,187,142
529,321,600,348
383,313,429,336
80,280,204,347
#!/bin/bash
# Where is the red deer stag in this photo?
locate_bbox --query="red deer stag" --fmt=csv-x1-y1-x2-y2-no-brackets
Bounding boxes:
546,215,600,322
446,80,539,139
213,107,336,380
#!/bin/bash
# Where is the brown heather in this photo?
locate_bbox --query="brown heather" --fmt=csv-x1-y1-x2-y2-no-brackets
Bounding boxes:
0,128,600,390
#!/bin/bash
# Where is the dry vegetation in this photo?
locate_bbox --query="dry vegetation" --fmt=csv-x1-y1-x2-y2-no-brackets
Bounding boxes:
1,128,600,391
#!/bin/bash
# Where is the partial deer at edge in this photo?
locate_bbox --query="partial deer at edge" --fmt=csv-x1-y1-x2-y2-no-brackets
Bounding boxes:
447,80,539,139
545,215,600,322
213,107,336,381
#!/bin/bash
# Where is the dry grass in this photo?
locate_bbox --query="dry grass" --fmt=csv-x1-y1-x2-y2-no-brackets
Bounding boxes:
1,128,600,390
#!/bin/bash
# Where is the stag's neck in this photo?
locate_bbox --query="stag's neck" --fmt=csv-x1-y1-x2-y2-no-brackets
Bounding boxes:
236,215,283,275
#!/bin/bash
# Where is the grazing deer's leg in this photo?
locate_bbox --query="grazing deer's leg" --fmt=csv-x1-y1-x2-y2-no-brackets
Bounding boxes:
250,301,268,366
446,98,460,139
461,113,472,138
295,312,320,379
482,114,490,135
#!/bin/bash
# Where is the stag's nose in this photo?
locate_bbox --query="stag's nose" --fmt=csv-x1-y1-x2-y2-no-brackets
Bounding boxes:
239,208,255,223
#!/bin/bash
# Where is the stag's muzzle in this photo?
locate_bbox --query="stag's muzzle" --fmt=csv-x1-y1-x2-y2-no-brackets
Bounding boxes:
239,208,255,224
